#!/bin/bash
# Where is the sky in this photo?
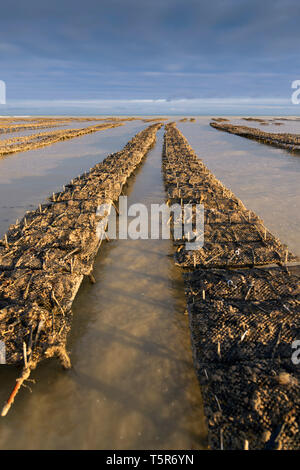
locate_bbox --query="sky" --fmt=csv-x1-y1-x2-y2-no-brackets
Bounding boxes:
0,0,300,115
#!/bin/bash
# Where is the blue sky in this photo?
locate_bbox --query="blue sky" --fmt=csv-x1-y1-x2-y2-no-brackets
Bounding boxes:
0,0,300,115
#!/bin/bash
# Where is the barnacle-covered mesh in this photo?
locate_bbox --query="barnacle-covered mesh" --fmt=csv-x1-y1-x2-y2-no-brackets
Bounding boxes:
197,360,300,450
186,267,300,363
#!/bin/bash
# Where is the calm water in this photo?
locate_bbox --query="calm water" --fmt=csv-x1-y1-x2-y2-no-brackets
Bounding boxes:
0,116,299,449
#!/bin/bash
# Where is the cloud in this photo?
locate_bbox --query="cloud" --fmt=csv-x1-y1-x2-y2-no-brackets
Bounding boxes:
0,0,300,113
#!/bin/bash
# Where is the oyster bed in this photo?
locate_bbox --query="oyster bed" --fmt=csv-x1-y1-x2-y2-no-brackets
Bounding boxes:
210,121,300,152
0,122,124,157
0,123,161,415
162,123,300,450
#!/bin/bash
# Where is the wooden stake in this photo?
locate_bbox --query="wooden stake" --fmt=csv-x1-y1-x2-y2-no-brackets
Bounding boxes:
217,341,221,359
23,342,28,368
220,428,224,450
23,274,33,300
1,367,32,417
215,394,222,411
112,201,119,215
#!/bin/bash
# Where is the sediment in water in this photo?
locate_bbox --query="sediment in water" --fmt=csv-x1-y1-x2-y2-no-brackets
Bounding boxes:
0,123,162,415
162,123,300,450
210,121,300,152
